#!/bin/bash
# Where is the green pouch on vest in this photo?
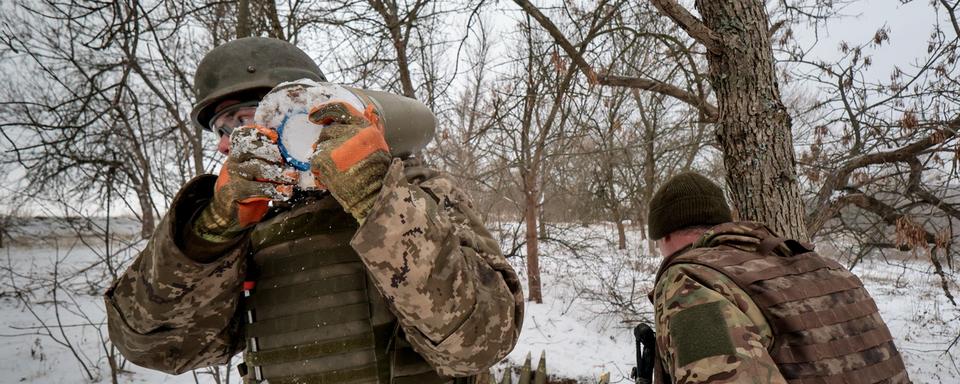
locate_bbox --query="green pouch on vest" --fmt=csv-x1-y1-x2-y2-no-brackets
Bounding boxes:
670,300,736,367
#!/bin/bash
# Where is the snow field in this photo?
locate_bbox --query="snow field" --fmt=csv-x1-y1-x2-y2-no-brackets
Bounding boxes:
0,221,957,383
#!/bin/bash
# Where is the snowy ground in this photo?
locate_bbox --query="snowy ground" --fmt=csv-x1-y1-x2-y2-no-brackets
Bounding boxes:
0,219,957,383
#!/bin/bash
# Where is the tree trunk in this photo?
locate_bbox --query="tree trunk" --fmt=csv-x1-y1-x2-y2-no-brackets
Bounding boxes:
390,30,415,98
642,136,657,256
138,186,156,238
519,13,542,304
524,176,543,303
369,0,417,98
695,0,809,241
538,207,546,240
615,215,627,250
262,0,285,40
192,125,205,177
635,90,660,256
237,0,251,38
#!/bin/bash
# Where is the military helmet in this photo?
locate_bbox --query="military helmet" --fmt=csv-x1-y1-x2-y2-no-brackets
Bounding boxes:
191,37,327,131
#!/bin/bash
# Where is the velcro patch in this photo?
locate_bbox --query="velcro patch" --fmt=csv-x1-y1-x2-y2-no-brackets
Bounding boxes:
670,300,736,367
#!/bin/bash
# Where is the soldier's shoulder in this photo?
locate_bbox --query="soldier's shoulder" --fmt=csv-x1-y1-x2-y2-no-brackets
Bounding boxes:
661,259,732,280
653,259,758,317
656,246,735,286
654,261,737,299
655,259,773,344
417,172,476,210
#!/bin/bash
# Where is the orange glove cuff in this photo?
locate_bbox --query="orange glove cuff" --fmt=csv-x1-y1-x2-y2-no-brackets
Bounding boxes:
330,125,390,171
236,197,272,228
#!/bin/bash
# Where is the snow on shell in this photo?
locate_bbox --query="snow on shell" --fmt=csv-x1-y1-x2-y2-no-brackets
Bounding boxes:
255,79,366,189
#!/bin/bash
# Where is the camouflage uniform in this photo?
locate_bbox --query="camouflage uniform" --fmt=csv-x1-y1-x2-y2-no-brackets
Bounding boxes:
104,158,524,378
651,222,909,384
653,255,784,383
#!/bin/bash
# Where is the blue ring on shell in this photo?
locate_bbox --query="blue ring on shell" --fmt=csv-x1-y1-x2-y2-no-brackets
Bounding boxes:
276,111,312,171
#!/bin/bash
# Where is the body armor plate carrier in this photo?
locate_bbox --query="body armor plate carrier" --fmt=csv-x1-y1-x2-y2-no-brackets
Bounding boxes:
241,194,466,384
654,222,910,384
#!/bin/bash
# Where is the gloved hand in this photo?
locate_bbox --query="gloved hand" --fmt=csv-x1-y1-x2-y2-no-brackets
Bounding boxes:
309,101,391,224
401,156,438,184
193,125,298,242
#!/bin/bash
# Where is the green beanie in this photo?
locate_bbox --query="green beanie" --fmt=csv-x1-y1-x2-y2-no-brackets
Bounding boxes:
648,171,732,240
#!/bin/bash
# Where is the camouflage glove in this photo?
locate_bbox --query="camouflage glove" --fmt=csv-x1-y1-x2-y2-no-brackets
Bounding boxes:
309,101,391,224
194,125,298,242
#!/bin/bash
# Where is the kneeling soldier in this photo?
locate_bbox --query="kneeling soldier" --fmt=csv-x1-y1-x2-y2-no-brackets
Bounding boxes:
647,172,910,384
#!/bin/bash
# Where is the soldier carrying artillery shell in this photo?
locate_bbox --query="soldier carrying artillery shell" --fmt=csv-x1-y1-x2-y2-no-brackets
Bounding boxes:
104,37,524,384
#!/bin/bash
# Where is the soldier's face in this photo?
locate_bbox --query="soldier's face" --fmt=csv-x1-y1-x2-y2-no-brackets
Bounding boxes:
217,133,231,155
659,229,707,256
212,99,258,155
659,233,687,256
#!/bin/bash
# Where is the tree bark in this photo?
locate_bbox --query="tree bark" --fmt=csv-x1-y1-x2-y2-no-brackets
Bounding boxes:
693,0,809,241
237,0,251,38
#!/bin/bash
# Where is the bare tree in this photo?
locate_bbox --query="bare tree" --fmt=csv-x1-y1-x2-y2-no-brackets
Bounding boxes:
508,0,958,308
513,0,809,239
0,1,278,381
777,2,960,303
0,1,228,238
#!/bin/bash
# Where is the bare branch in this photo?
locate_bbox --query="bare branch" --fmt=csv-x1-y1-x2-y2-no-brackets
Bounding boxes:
600,74,718,119
510,0,718,121
649,0,721,53
940,0,960,37
806,118,959,235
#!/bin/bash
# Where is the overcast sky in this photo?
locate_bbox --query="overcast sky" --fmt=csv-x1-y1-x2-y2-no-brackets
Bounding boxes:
791,0,941,82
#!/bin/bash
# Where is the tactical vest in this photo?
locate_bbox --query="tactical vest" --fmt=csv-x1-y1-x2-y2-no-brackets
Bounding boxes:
653,223,910,384
241,194,460,384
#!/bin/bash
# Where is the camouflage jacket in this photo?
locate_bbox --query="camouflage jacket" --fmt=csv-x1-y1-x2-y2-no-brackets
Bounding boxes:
651,223,786,384
104,159,524,376
653,222,909,384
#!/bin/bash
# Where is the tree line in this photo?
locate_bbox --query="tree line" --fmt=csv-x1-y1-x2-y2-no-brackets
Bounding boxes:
1,0,957,305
